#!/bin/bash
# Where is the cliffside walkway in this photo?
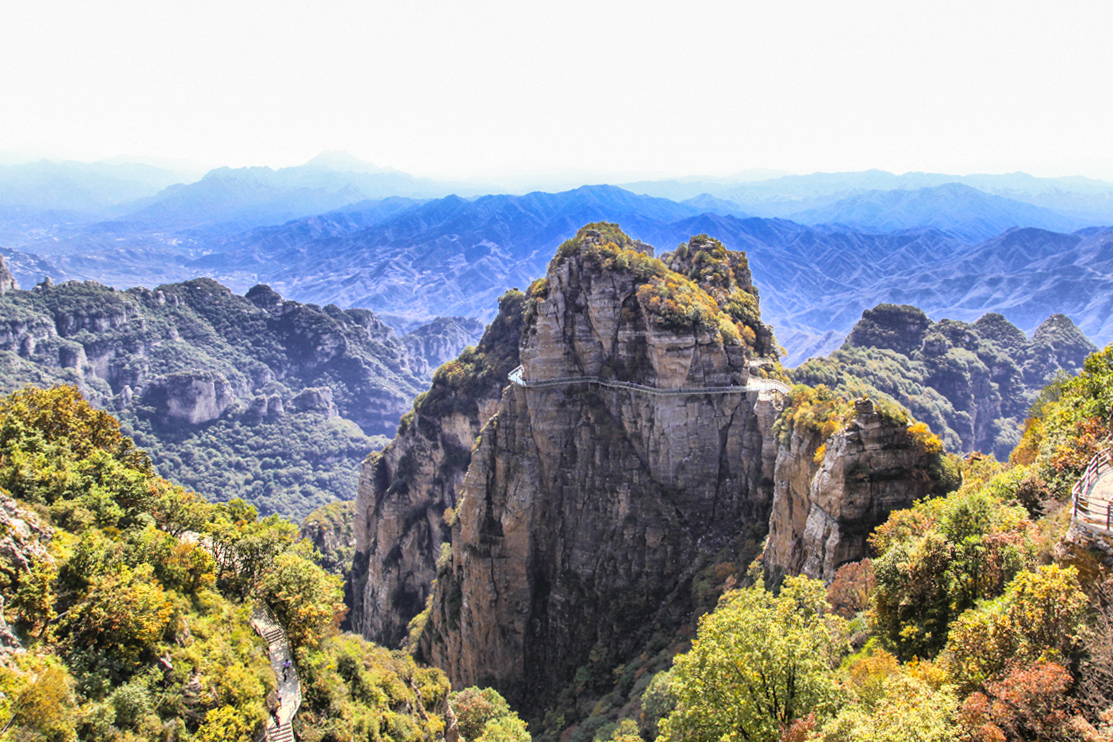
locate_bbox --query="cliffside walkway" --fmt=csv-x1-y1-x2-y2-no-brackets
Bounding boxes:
1072,448,1113,537
507,365,791,397
251,605,302,742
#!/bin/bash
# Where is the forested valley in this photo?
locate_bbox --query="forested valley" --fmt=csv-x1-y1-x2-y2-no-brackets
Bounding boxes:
2,221,1113,742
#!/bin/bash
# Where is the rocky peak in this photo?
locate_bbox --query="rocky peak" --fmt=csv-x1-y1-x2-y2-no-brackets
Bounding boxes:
352,224,960,721
661,233,776,357
842,303,932,356
800,304,1096,459
972,312,1028,354
1031,313,1093,354
1024,313,1094,386
245,283,284,309
763,391,956,582
520,224,768,388
415,225,783,711
347,290,526,646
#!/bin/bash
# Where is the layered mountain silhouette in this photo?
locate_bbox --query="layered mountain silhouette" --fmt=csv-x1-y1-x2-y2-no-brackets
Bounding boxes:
113,159,440,232
788,183,1083,241
624,169,1113,222
188,184,706,315
2,161,1113,366
0,158,191,213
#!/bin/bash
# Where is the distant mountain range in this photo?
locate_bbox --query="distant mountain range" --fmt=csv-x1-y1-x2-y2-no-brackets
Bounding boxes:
5,153,1113,232
2,157,1113,367
0,159,190,213
114,155,443,232
787,183,1085,242
622,169,1113,223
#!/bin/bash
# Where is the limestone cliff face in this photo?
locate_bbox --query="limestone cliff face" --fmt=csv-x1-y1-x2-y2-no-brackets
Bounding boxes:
351,225,959,716
416,226,782,708
347,292,525,646
141,371,239,425
763,398,953,582
0,258,16,295
0,277,444,435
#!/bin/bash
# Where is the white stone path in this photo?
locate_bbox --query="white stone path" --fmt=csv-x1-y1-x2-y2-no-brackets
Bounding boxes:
250,605,301,742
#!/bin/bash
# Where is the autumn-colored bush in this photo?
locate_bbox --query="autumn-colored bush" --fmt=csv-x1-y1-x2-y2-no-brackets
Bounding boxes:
943,564,1088,693
775,385,857,444
827,560,876,619
0,385,450,741
958,661,1089,742
870,481,1036,660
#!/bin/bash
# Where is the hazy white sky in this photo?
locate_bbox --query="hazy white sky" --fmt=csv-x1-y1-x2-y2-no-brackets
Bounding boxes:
2,0,1111,179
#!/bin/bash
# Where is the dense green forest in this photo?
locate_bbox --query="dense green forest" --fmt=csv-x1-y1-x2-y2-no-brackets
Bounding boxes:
549,344,1113,742
0,385,522,741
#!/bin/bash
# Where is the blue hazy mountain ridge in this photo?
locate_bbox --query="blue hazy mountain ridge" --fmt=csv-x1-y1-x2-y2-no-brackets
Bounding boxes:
842,226,1113,342
0,159,190,213
680,193,752,216
0,152,446,246
3,167,1113,366
189,184,706,309
786,183,1086,242
111,160,441,232
623,169,1113,222
170,185,1113,367
203,196,426,259
0,196,432,298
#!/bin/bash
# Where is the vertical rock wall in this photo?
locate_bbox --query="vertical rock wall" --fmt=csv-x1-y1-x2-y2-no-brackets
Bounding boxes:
416,228,781,708
348,224,958,717
347,292,524,646
763,398,954,582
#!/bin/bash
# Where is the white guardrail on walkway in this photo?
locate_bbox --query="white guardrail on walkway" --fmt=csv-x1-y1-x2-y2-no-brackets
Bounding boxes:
1073,448,1113,536
507,365,791,397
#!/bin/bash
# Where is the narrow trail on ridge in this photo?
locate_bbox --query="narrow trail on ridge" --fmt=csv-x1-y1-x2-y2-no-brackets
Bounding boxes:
251,605,302,742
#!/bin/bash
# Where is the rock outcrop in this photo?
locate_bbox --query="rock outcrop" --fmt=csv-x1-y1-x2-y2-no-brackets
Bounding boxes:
763,397,955,582
349,224,962,719
141,371,238,425
348,292,524,646
0,491,54,657
0,257,18,295
414,226,783,709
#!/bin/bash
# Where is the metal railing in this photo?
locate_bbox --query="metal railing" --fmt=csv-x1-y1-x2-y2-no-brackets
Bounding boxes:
507,365,791,397
1072,448,1113,535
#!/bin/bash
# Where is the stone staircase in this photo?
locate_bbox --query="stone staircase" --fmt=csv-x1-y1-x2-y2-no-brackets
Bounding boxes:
251,605,302,742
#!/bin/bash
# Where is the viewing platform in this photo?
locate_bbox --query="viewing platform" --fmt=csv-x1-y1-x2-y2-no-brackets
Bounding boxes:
1073,448,1113,537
